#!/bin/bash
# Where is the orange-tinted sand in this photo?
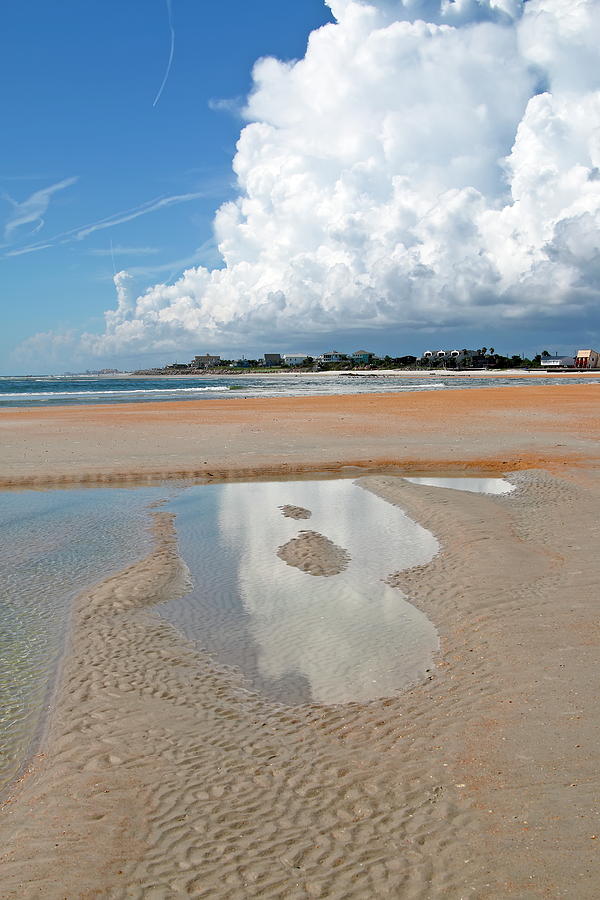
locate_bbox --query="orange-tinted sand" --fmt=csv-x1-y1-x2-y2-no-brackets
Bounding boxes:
1,383,599,486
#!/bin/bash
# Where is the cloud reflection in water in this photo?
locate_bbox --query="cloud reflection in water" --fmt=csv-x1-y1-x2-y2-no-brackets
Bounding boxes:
164,479,440,705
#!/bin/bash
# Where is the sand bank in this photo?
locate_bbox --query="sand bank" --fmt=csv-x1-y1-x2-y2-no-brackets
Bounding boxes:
2,470,599,897
279,504,312,520
277,530,350,576
1,383,599,487
2,384,600,896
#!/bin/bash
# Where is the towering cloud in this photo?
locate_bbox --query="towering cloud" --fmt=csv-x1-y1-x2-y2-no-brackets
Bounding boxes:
73,1,600,355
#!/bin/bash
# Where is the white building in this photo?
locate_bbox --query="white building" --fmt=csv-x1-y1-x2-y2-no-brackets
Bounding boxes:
283,354,310,366
542,355,575,368
422,349,474,362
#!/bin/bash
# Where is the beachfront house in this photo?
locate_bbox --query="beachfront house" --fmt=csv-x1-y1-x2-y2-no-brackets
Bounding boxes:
320,350,345,363
351,350,376,364
542,354,575,368
263,353,282,366
283,353,309,366
422,349,454,361
421,349,474,363
575,349,600,369
192,353,221,368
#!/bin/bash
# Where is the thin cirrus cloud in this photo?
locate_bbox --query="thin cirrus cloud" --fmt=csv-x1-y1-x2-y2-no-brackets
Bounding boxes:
4,191,204,257
17,0,600,365
88,246,160,257
124,237,223,279
3,176,78,240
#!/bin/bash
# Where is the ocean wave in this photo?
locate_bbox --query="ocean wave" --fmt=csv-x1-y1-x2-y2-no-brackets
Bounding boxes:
0,386,227,399
0,380,452,403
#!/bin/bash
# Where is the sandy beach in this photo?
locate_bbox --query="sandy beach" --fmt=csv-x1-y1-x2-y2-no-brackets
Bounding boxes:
1,383,599,486
1,384,600,897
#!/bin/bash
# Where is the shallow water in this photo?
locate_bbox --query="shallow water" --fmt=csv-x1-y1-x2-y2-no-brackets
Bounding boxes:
0,486,164,793
159,479,440,705
0,476,456,791
404,476,515,494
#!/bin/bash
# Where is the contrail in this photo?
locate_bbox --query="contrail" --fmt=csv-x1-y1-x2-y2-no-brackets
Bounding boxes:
152,0,175,107
5,190,204,256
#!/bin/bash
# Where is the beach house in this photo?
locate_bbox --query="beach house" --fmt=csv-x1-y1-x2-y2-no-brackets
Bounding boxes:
421,349,474,363
351,350,376,364
542,354,575,368
263,353,282,366
283,354,310,366
575,349,600,369
192,353,221,368
320,350,345,363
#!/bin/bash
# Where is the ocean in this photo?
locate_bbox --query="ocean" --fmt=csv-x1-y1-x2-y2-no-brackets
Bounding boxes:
1,371,598,408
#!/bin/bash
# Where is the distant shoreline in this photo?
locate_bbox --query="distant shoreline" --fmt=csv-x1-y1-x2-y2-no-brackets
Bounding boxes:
4,367,598,380
128,367,594,377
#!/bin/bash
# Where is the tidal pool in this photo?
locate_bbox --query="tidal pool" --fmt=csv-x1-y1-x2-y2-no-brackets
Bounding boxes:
1,477,442,793
404,476,515,494
0,486,163,794
160,479,440,706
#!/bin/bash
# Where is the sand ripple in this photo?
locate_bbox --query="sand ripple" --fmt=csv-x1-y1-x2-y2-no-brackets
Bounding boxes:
279,504,312,519
277,530,350,576
3,471,599,897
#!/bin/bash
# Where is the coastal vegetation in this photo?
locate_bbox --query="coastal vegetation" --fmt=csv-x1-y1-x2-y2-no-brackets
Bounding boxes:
134,347,546,376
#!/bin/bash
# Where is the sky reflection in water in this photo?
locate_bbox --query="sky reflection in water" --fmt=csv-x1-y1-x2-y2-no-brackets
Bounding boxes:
3,475,504,793
404,476,514,495
161,479,440,705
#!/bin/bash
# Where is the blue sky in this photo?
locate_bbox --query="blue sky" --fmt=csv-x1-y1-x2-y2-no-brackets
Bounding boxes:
1,0,333,372
2,1,599,373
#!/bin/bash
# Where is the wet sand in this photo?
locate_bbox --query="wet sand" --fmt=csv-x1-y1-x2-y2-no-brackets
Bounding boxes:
1,384,600,897
277,530,350,576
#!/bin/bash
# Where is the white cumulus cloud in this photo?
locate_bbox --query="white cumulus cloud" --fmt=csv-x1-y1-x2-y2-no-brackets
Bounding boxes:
23,0,600,360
